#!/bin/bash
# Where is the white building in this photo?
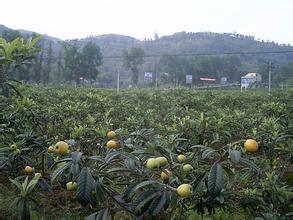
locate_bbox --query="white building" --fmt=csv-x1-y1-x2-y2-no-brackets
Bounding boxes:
241,73,262,88
245,73,262,82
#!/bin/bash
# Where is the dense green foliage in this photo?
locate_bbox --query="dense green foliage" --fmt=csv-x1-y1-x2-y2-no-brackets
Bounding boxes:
0,36,41,96
0,85,292,219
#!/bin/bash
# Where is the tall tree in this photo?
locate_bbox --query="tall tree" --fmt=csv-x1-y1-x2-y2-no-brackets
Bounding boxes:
80,42,102,82
42,41,53,84
278,62,293,82
63,42,81,84
123,47,144,85
223,56,242,81
56,49,63,82
159,55,184,86
33,51,44,83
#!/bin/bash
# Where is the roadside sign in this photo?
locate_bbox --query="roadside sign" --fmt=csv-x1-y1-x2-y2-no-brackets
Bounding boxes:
199,77,216,82
186,75,192,84
221,77,228,84
144,72,153,82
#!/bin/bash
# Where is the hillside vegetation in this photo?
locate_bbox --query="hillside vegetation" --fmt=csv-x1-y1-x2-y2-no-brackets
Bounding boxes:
0,24,292,86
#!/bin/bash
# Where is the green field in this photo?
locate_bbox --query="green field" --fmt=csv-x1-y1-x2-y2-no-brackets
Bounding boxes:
0,85,292,219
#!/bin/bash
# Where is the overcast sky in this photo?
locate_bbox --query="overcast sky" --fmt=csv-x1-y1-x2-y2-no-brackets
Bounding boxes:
1,0,292,45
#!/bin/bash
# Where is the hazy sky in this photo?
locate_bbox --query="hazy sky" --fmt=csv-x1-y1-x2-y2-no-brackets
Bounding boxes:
1,0,292,44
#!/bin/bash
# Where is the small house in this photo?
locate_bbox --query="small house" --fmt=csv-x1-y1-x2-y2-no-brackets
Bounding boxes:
241,73,262,88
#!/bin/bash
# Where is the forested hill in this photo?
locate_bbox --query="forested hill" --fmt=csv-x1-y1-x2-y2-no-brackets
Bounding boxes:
82,31,293,64
82,32,293,82
1,24,292,84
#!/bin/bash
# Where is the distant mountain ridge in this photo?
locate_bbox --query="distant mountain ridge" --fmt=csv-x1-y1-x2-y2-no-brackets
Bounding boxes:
0,24,61,42
1,24,293,82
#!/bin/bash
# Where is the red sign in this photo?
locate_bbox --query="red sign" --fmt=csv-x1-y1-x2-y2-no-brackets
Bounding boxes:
199,77,216,82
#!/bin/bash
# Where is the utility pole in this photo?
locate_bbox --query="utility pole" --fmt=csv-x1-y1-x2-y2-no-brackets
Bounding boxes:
117,69,120,94
268,61,272,94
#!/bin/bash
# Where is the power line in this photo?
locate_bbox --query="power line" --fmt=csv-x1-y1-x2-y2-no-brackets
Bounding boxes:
102,50,293,59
